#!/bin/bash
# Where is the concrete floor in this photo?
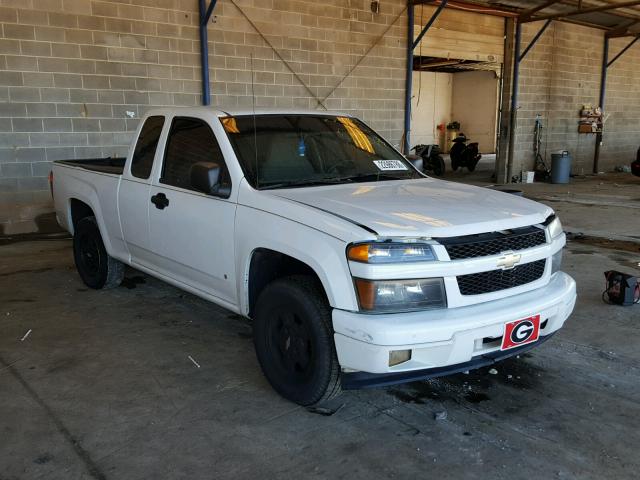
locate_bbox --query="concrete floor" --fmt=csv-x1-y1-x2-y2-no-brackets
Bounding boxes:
1,177,639,480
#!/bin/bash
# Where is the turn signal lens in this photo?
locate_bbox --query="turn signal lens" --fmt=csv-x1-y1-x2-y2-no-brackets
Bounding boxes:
347,242,435,263
354,278,446,313
348,244,370,263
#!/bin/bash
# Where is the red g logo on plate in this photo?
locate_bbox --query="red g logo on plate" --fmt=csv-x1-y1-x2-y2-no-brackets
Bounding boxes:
501,315,541,350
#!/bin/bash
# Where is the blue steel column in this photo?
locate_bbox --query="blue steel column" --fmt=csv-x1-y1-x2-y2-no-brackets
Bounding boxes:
403,0,447,154
506,21,521,182
594,36,609,173
199,0,212,106
599,36,609,110
403,2,414,154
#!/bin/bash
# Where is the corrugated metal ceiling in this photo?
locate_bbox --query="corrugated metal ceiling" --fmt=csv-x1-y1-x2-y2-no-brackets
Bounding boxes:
418,1,640,35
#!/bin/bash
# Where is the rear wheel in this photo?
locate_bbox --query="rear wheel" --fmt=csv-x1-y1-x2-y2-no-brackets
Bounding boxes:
253,275,341,406
73,216,124,289
467,154,480,172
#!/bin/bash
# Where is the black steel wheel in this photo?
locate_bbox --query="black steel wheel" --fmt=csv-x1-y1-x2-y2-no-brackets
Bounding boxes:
73,216,124,289
253,275,341,406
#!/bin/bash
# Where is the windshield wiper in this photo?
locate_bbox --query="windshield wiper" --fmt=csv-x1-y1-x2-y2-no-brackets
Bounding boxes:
259,172,414,190
259,176,350,190
330,172,410,182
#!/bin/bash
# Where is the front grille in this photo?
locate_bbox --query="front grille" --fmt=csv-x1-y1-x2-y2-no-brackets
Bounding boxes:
457,259,546,295
438,227,547,260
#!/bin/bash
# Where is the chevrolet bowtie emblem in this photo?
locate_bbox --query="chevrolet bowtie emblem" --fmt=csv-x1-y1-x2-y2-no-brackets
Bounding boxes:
497,252,522,270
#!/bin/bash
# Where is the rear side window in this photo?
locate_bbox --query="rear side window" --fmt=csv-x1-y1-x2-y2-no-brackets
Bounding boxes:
131,116,165,179
161,117,230,192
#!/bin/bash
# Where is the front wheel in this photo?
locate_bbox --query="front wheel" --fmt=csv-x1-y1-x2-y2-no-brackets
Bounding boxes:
451,155,459,171
432,155,446,176
73,216,124,289
253,276,341,406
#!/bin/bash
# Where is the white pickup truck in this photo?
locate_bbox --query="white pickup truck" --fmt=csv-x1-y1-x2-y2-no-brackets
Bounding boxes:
52,107,576,406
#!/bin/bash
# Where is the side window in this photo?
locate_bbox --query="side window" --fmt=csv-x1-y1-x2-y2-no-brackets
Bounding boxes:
161,117,230,192
131,116,165,179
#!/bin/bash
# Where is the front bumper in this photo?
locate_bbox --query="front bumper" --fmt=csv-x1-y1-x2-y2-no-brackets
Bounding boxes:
332,271,576,377
342,332,556,389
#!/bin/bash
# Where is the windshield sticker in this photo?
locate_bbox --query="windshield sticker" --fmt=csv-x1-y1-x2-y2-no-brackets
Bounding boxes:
373,160,408,171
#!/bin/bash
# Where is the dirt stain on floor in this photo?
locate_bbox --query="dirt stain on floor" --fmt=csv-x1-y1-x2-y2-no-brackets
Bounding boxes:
5,298,35,303
0,267,53,277
567,234,640,254
387,356,546,406
120,276,146,289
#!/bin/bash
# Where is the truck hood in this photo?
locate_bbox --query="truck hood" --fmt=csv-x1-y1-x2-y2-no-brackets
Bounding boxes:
271,178,553,238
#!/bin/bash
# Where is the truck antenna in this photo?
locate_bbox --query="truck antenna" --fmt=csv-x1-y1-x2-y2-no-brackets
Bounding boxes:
250,53,258,188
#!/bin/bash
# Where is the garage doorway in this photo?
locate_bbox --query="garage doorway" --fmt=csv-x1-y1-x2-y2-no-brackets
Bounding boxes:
411,5,505,180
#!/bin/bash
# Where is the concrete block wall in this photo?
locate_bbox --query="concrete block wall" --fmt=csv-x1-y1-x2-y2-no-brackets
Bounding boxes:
0,0,407,214
514,20,640,176
515,21,602,177
601,36,640,168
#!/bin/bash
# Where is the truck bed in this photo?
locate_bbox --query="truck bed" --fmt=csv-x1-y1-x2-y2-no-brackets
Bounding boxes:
55,157,127,175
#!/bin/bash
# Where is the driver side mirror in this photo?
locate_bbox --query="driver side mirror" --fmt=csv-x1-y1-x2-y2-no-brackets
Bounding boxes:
190,162,231,198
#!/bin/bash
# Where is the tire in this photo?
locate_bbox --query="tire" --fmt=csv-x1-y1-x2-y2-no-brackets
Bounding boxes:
252,275,341,406
73,216,124,289
467,154,481,172
432,155,446,176
451,155,459,171
450,144,463,172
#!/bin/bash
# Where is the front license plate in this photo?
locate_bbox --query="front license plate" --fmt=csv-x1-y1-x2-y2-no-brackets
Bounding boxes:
501,314,541,350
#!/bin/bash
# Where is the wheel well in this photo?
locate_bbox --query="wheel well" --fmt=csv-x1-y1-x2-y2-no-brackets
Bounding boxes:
248,249,327,317
70,199,95,230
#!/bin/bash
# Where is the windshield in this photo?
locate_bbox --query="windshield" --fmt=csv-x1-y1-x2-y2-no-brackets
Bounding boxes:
221,114,422,189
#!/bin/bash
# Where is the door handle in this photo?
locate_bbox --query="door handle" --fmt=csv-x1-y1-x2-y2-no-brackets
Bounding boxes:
151,192,169,210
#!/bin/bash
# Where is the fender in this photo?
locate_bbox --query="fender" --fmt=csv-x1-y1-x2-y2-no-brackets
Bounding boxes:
235,204,359,315
54,164,128,261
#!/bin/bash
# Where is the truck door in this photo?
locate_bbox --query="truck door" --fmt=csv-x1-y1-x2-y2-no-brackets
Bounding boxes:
120,115,165,267
147,116,237,306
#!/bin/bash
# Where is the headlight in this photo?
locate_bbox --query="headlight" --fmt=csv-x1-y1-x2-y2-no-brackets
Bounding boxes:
547,216,563,239
348,242,435,263
354,278,446,313
551,249,563,274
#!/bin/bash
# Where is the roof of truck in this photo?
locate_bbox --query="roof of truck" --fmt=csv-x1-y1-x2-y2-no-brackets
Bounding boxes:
145,106,351,118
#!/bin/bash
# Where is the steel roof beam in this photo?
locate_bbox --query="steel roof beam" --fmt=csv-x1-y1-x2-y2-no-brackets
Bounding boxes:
519,19,553,60
606,18,640,36
522,0,640,22
201,0,217,27
412,0,448,49
520,1,563,21
607,35,640,65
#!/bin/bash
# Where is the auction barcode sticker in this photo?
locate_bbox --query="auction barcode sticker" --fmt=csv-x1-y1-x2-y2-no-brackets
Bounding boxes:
373,160,408,171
